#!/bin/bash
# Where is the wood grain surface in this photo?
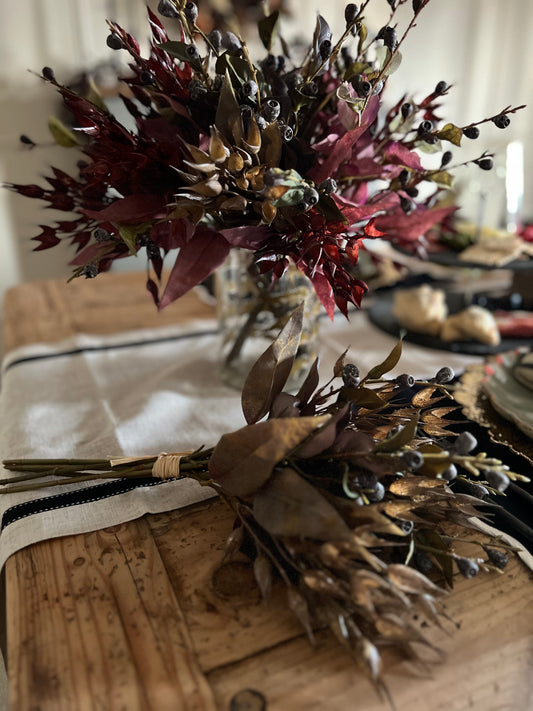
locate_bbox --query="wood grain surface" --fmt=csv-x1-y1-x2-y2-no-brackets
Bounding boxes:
3,272,533,710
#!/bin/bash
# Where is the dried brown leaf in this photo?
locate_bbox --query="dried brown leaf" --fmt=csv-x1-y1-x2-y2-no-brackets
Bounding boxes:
253,554,273,599
253,467,351,540
287,586,314,643
387,564,445,596
242,303,304,424
209,416,329,497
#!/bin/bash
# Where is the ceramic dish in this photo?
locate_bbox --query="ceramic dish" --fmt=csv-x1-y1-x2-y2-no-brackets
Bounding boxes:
483,350,533,439
367,292,530,355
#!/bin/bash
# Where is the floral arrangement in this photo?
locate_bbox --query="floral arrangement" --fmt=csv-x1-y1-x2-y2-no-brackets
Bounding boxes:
3,308,528,695
6,0,524,318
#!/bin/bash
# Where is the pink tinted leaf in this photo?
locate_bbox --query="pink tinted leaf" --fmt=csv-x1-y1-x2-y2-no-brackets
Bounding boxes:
384,141,423,171
375,205,457,243
310,97,380,184
159,228,230,308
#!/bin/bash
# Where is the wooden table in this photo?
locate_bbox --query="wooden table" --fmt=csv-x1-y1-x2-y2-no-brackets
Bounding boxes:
3,272,533,711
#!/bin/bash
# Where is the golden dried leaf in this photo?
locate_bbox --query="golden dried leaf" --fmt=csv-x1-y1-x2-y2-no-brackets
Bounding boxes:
209,126,230,163
287,586,314,643
412,386,438,407
387,564,445,596
389,478,443,496
209,416,330,497
261,200,277,223
227,151,244,173
259,121,283,168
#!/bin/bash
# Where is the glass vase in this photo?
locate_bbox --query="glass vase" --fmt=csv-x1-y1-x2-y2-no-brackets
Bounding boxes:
215,250,322,390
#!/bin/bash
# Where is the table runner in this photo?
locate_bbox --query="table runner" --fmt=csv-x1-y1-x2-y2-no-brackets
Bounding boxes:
0,310,485,570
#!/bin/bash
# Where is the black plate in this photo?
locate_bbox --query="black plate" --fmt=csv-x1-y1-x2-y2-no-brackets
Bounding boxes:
367,291,533,355
395,245,533,271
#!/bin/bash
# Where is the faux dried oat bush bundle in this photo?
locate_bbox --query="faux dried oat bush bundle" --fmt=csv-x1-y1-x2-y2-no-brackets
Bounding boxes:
6,0,524,319
3,307,528,700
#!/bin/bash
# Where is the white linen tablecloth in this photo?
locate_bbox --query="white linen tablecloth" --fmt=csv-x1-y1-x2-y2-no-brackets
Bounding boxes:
0,310,482,570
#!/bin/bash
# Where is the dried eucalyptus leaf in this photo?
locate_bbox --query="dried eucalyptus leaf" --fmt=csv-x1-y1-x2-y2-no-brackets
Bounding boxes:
343,386,385,410
334,348,350,378
415,529,454,587
258,10,280,51
209,416,329,497
365,339,402,380
215,71,243,145
287,586,314,643
253,554,273,599
375,414,419,452
297,406,349,458
389,478,443,496
253,467,351,540
387,564,445,596
437,122,463,146
295,356,320,406
242,303,304,424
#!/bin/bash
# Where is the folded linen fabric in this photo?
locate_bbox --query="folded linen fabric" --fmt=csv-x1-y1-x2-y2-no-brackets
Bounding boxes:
0,311,481,570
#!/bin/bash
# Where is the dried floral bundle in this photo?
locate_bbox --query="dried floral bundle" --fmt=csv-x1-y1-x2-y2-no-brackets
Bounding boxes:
3,306,528,697
6,0,524,318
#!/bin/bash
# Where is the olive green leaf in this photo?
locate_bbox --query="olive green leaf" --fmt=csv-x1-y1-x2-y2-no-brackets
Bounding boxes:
365,339,402,380
48,117,79,147
437,122,463,146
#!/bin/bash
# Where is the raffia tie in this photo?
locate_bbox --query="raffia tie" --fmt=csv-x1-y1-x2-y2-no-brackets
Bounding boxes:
152,452,193,480
109,452,194,480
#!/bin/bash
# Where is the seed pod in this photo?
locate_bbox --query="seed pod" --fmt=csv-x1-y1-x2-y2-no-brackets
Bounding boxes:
456,556,479,578
106,34,124,50
401,102,412,119
441,463,457,482
434,365,454,384
475,157,493,171
241,80,258,97
184,1,198,23
157,0,179,18
485,547,509,569
463,125,480,139
262,99,280,122
345,3,359,24
400,196,414,214
402,449,424,470
462,480,489,500
485,469,510,493
19,134,36,147
42,66,56,82
207,30,222,52
492,114,510,129
395,373,415,389
342,363,360,387
453,430,477,454
222,31,242,52
319,177,337,194
83,264,98,279
93,228,112,242
441,150,453,167
435,80,448,94
366,481,385,502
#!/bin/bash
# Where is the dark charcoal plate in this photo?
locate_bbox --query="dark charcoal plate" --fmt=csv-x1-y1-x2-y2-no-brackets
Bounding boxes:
367,291,533,355
397,246,533,271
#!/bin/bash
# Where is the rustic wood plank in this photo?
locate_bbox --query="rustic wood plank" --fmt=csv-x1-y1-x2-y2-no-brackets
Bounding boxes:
148,500,303,671
3,272,213,353
206,557,533,710
7,518,217,711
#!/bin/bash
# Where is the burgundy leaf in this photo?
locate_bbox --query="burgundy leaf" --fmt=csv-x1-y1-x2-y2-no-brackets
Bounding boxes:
220,225,271,250
159,228,230,309
82,194,167,224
